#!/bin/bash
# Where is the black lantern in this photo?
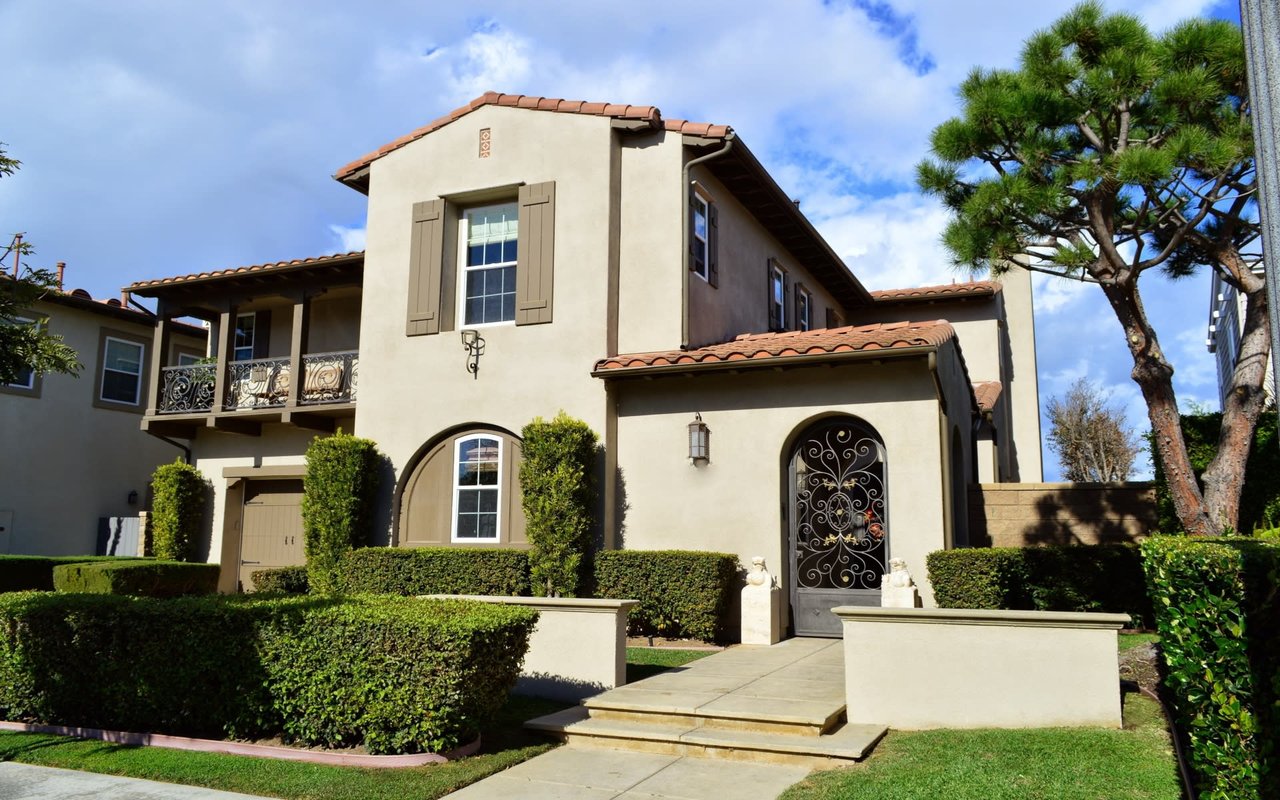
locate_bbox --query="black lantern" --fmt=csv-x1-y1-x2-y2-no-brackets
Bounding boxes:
688,412,710,464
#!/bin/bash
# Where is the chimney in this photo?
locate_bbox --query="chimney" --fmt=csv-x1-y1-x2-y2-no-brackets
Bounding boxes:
56,262,66,289
121,290,131,307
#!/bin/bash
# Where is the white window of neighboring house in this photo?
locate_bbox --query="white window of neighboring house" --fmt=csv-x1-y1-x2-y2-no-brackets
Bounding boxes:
177,352,203,366
6,316,36,389
797,289,812,332
460,203,518,326
233,313,256,361
452,434,502,542
100,337,144,405
691,194,710,281
770,264,787,330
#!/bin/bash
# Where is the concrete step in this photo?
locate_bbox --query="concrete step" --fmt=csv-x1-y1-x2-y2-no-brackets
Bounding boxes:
583,685,846,736
526,705,887,769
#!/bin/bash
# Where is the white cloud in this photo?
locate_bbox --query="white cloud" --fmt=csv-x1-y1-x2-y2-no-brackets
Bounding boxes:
1032,272,1092,314
446,24,533,99
327,225,366,254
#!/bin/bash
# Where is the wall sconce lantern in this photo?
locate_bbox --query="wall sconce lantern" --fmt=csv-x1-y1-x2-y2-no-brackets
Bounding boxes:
127,490,139,506
688,412,710,465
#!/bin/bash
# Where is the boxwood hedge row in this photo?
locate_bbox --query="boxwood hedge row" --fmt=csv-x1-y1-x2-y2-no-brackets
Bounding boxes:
1142,536,1280,799
0,555,144,593
594,550,739,643
0,593,537,755
52,561,218,597
337,547,530,597
926,543,1152,626
249,566,309,594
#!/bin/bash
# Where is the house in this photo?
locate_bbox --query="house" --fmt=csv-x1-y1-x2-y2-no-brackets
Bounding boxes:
1207,269,1274,409
127,93,1040,636
0,271,205,555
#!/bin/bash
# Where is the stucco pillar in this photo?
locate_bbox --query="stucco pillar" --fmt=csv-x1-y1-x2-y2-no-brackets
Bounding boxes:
284,294,311,409
145,306,172,416
212,305,238,413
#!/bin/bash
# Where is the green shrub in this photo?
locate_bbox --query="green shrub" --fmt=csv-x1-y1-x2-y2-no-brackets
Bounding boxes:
302,433,382,595
1151,410,1279,534
250,566,309,594
52,561,218,597
150,460,208,562
0,593,536,755
927,544,1152,626
1141,536,1280,799
520,413,598,597
338,548,530,596
594,550,739,642
0,556,143,593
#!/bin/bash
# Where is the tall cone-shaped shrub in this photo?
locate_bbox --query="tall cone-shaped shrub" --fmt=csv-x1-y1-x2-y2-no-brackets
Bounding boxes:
302,432,381,594
519,413,598,597
150,460,208,562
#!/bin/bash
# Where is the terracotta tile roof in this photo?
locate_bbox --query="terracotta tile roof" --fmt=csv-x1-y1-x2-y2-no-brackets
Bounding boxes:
334,91,732,182
974,380,1003,412
871,280,1001,303
127,251,364,292
594,320,956,374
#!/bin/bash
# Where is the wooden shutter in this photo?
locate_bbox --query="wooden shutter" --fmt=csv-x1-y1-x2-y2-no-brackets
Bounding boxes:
782,272,791,330
407,199,446,336
688,185,703,275
253,310,271,358
707,203,719,288
767,261,779,331
516,181,555,326
794,286,805,332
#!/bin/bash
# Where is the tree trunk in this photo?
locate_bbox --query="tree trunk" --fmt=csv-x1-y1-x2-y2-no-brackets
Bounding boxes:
1099,279,1218,536
1201,271,1270,532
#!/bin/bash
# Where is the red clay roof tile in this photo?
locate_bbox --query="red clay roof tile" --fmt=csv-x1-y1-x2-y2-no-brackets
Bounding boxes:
594,321,956,373
127,251,364,292
870,280,1001,303
334,92,727,182
974,380,1003,411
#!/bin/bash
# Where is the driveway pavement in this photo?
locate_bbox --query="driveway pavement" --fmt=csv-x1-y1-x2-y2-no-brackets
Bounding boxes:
0,762,275,800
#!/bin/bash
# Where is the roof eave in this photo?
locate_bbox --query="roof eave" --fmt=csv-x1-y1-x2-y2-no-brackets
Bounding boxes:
592,343,938,380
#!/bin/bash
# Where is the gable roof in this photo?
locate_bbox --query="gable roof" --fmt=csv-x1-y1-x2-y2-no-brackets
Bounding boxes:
127,251,364,294
594,320,956,376
871,280,1000,304
974,380,1003,412
334,91,732,185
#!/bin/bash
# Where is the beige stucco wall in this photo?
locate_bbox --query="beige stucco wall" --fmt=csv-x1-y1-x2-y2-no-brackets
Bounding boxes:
969,482,1157,547
0,300,203,555
685,168,844,349
309,291,362,353
837,607,1126,729
611,358,951,620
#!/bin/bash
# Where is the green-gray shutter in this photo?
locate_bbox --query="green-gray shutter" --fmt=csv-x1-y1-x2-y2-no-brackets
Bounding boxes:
253,310,271,358
516,181,555,326
707,203,719,288
407,199,446,336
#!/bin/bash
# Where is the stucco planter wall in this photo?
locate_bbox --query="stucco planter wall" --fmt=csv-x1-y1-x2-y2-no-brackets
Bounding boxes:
834,606,1128,730
427,595,637,702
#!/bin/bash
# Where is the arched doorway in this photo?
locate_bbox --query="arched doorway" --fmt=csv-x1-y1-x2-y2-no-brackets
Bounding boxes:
788,416,888,637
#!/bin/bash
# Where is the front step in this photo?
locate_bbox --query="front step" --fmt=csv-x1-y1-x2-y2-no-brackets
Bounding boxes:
584,689,844,737
527,705,887,768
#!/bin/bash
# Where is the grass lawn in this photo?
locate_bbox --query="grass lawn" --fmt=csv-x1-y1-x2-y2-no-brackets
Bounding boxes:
1119,631,1159,652
625,646,713,682
780,694,1179,800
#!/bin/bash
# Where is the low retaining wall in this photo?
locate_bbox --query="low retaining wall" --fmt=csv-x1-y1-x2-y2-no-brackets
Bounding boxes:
834,606,1128,729
969,482,1157,547
427,595,637,702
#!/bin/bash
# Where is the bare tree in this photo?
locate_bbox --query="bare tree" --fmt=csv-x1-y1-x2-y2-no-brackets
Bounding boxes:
1047,378,1141,482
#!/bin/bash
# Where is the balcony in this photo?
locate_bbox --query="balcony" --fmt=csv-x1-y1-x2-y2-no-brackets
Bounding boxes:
158,351,358,413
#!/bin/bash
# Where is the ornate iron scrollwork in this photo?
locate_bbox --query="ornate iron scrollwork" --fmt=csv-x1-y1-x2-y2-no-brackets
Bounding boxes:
793,421,888,591
225,357,290,410
300,351,358,405
158,364,215,413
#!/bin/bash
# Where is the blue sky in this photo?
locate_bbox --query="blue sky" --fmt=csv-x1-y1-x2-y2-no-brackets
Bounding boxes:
0,0,1242,479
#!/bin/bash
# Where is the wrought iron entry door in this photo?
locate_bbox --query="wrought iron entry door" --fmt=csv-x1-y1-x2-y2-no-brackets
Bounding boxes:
789,418,888,637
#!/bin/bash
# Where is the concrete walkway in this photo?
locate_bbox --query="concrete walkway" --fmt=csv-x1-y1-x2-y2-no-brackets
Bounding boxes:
0,762,273,799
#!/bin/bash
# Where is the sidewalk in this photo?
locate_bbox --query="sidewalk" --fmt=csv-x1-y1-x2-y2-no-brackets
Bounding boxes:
0,762,275,800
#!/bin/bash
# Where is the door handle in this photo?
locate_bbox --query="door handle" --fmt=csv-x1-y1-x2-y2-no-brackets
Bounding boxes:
242,560,261,565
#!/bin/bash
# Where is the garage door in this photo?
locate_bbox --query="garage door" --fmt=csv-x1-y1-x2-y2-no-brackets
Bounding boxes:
238,479,305,591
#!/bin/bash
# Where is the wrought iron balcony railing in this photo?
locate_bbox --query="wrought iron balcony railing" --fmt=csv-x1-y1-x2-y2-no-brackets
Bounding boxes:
155,351,358,414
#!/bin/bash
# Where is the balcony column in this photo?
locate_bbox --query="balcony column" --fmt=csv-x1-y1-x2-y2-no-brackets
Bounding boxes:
212,303,239,413
284,294,311,410
145,299,172,416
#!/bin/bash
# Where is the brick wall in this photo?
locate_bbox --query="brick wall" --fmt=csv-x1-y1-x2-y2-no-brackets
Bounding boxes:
968,482,1157,547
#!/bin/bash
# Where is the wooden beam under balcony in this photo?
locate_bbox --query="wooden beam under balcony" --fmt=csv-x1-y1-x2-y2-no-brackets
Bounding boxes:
208,414,264,436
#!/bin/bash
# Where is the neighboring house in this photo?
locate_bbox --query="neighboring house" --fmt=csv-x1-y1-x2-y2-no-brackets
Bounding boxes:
127,93,1040,636
0,275,205,555
1207,269,1274,410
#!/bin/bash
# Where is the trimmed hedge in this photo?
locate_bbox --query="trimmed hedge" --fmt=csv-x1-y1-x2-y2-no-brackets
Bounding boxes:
594,550,739,643
520,413,599,598
150,460,208,562
1142,536,1280,799
250,566,309,594
926,544,1152,626
0,555,143,593
52,561,218,597
0,593,537,754
337,548,530,597
303,433,382,595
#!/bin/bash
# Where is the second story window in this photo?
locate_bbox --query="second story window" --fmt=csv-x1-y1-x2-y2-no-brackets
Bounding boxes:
691,195,709,281
769,262,787,331
234,313,256,361
797,288,812,332
5,317,37,390
461,203,518,326
100,336,143,405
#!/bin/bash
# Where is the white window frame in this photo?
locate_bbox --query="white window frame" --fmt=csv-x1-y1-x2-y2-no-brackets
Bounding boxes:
177,352,203,366
797,288,812,332
771,264,787,330
457,203,519,329
691,193,710,282
6,316,37,389
450,433,503,543
99,336,144,405
233,312,256,362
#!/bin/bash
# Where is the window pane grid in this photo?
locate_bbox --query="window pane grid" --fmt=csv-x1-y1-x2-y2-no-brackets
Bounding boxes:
101,338,143,404
454,436,501,541
463,204,518,325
